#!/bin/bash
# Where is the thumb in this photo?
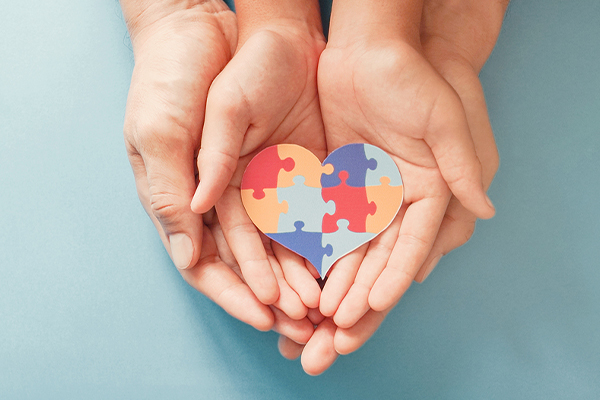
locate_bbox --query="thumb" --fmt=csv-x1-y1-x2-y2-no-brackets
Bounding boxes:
426,89,495,220
141,134,204,270
191,73,250,214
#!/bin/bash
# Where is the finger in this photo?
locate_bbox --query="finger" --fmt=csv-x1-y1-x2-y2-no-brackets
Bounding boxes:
273,242,321,309
180,225,274,332
307,308,326,326
415,197,476,282
319,244,368,317
191,71,249,214
425,88,495,219
269,254,308,320
334,307,392,355
271,307,314,345
369,196,449,311
301,318,339,376
127,133,203,271
415,68,499,282
278,335,305,360
333,216,402,328
216,186,279,304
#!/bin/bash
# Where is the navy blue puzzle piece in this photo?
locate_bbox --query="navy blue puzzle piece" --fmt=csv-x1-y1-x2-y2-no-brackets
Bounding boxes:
321,143,378,188
266,221,333,276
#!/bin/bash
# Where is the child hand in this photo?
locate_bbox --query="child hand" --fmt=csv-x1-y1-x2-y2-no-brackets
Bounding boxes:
190,3,327,315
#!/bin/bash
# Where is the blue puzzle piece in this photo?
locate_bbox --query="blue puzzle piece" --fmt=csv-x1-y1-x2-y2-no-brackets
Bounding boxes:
277,176,336,233
364,144,403,187
321,143,378,188
267,221,333,277
321,220,376,277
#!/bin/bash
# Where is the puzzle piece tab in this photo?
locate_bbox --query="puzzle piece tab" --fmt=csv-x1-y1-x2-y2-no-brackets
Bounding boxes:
364,144,403,187
365,177,403,233
266,221,333,276
241,188,288,234
321,220,376,277
277,144,334,188
241,146,295,199
277,176,335,233
321,143,377,188
322,171,377,233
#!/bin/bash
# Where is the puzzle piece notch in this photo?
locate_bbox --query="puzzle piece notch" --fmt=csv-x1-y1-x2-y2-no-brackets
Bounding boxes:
266,221,333,277
365,177,403,234
241,188,288,234
363,144,403,187
241,145,295,199
276,144,334,188
321,143,378,188
277,175,336,233
321,219,376,277
322,171,377,234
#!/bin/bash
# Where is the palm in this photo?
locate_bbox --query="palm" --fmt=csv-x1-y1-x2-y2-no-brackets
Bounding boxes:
195,27,327,313
318,42,456,315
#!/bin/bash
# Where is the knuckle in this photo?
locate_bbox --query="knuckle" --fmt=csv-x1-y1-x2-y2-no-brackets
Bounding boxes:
126,113,196,159
149,190,184,223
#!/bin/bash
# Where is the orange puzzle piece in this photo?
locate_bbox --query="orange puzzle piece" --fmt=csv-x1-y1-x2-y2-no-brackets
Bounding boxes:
365,177,404,234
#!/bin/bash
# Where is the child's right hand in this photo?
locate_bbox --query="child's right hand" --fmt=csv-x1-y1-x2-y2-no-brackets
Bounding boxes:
189,1,327,316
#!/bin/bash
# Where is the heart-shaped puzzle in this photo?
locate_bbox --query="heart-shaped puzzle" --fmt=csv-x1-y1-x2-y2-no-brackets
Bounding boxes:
241,144,403,278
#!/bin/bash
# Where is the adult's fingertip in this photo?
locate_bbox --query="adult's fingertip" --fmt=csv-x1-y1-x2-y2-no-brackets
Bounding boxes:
278,335,304,360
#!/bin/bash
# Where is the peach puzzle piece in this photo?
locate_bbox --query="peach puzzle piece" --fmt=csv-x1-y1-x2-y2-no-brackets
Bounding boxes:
241,188,288,234
276,144,334,188
365,177,404,234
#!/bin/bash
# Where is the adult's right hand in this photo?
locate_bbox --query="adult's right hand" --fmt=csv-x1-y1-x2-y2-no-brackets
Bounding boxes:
122,0,236,272
121,0,278,330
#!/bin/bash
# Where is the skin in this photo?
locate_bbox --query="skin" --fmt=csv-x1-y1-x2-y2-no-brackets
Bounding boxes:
189,0,327,319
120,0,508,376
120,0,315,338
281,0,509,374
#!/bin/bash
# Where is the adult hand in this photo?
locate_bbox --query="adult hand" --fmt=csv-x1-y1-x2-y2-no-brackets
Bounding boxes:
189,0,327,316
122,0,291,333
414,0,509,281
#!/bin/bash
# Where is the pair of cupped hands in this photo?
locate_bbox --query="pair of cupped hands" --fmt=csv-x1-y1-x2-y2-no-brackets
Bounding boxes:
121,0,508,375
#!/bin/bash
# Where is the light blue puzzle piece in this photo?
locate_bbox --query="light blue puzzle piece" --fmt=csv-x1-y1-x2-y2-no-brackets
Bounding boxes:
277,176,336,233
321,219,376,277
364,144,403,187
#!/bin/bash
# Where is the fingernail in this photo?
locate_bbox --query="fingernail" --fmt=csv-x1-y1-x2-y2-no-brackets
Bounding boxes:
191,182,201,203
169,233,194,269
485,194,495,210
422,254,442,282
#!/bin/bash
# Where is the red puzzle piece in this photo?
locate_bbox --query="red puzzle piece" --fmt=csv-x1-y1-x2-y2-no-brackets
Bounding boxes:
241,146,295,199
322,171,377,233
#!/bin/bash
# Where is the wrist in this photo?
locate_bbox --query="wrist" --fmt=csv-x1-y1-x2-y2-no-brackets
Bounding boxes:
234,0,323,46
121,0,231,47
328,0,423,49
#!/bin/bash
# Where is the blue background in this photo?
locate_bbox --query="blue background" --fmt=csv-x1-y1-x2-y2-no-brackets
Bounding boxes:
1,1,599,398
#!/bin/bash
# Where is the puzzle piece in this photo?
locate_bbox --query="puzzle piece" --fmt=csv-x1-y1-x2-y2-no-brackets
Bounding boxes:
241,188,288,234
321,143,377,188
365,177,403,234
277,144,334,188
266,221,333,277
241,146,295,199
277,175,335,233
321,220,376,277
322,171,377,233
363,144,403,187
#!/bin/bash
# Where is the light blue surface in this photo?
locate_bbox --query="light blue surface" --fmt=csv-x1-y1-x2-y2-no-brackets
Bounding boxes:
1,1,599,398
